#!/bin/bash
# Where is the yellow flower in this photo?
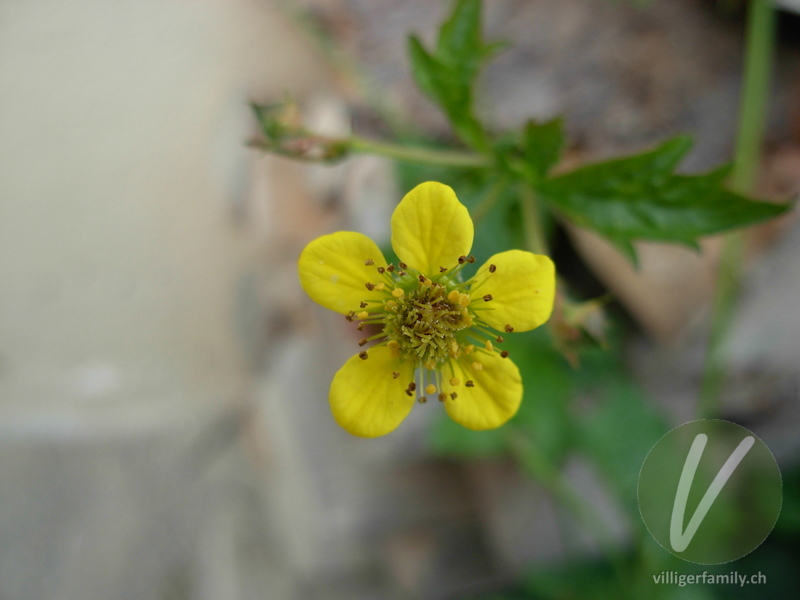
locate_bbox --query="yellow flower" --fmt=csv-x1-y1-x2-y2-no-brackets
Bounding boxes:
298,181,556,438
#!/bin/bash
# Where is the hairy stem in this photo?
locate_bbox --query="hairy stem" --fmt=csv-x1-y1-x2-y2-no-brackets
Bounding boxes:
699,0,775,417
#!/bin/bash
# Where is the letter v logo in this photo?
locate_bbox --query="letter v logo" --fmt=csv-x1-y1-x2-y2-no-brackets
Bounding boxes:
670,434,755,553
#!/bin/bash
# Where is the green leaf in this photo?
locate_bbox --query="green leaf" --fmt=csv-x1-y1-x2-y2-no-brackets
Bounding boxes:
408,0,500,152
576,379,668,515
537,136,791,262
520,117,566,181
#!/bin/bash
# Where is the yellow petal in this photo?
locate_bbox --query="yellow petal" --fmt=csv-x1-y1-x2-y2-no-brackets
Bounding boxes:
444,353,522,430
330,345,416,438
469,250,555,332
391,181,473,275
298,231,387,314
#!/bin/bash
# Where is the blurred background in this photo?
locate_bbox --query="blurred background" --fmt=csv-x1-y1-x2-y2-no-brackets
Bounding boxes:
0,0,799,599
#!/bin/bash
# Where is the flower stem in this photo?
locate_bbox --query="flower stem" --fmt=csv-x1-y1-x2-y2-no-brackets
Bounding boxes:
471,178,507,224
348,136,490,168
699,0,775,417
520,185,548,255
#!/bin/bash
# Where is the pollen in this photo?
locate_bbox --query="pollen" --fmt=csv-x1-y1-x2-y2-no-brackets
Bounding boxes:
485,340,493,351
374,282,386,291
357,311,369,320
392,288,405,298
449,377,460,386
471,361,483,371
387,340,399,350
425,384,437,395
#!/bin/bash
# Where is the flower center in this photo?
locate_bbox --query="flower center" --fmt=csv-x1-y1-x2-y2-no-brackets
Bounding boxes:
382,281,472,368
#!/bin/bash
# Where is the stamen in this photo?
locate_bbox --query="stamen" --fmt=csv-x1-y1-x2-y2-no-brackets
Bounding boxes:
418,274,426,283
484,340,493,351
377,266,385,274
387,340,399,350
392,371,400,379
483,294,493,302
425,384,437,395
365,259,374,266
458,255,467,264
365,282,375,291
408,382,417,392
504,324,514,333
496,336,504,343
360,301,368,308
357,322,365,331
387,264,395,273
374,282,385,291
359,351,368,360
418,396,427,403
471,362,483,371
398,262,408,270
489,264,497,273
439,266,448,273
385,300,398,310
449,377,460,386
467,255,476,263
358,338,368,346
450,392,457,400
392,288,405,298
465,380,475,387
438,393,446,402
500,350,509,358
357,311,369,320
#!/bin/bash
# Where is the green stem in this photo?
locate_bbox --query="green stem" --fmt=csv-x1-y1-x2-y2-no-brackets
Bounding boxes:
520,185,548,254
699,0,775,417
348,136,490,168
471,178,506,224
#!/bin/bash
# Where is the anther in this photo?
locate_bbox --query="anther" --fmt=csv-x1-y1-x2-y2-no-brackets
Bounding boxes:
358,338,368,346
387,340,399,350
450,392,458,400
438,393,446,402
439,266,448,273
377,266,385,274
458,255,467,264
449,377,460,386
357,322,365,331
392,288,405,298
465,380,475,387
500,350,509,358
357,311,369,320
447,290,460,303
425,384,437,395
392,371,400,379
405,389,413,397
504,324,514,333
345,314,354,322
359,351,368,360
387,264,395,272
471,362,483,371
398,262,408,270
496,336,504,343
483,294,493,302
365,282,375,291
418,396,427,404
489,264,497,273
364,259,374,266
418,274,426,283
485,340,493,351
360,301,368,308
467,255,476,263
374,283,385,291
408,382,417,392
